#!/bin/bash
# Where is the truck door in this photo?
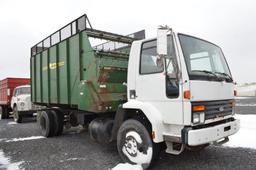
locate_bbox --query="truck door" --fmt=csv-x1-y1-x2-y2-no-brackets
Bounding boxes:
135,38,184,125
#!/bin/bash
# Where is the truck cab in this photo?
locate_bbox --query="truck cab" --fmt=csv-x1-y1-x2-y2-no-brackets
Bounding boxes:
117,28,239,167
11,85,34,123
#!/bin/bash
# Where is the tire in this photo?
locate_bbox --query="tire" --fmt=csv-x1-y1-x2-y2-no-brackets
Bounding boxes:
39,110,55,137
117,119,160,169
0,106,9,119
0,106,3,120
13,106,22,123
51,109,64,136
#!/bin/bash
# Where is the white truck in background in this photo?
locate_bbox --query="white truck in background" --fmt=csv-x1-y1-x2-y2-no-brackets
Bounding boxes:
11,85,35,123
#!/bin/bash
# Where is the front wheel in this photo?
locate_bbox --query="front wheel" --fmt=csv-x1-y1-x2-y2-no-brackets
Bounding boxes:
117,119,160,169
13,106,22,123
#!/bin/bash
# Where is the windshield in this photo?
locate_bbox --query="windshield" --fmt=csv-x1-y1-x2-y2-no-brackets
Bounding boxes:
179,34,232,82
17,87,31,95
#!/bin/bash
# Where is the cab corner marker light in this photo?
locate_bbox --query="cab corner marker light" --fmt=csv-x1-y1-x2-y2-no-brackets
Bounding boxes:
192,105,205,112
234,90,237,96
184,90,191,99
152,131,155,139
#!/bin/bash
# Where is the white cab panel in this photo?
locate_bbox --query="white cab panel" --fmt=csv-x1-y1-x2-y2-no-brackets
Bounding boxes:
190,80,234,101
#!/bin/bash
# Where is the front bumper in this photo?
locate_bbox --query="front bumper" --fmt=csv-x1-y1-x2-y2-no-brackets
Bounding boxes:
182,118,240,146
19,110,37,116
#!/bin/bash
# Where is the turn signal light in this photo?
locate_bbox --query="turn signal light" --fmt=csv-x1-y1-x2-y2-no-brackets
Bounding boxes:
192,105,205,112
184,90,191,99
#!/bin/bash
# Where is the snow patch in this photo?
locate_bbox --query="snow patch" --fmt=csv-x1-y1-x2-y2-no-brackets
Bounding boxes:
224,114,256,149
236,85,256,97
60,157,87,163
8,122,17,125
235,96,252,99
0,136,45,143
235,103,256,107
122,146,152,165
0,150,24,170
112,163,143,170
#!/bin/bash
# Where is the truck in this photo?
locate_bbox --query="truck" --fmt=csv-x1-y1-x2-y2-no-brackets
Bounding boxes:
10,85,36,123
31,14,240,169
0,78,30,119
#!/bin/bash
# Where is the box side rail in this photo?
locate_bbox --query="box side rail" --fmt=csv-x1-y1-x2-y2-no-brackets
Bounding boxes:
31,14,143,57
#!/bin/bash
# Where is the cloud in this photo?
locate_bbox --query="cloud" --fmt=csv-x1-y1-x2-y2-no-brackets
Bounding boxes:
0,0,255,83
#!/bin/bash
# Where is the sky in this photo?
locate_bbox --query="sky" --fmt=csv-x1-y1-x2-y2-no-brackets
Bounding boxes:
0,0,255,84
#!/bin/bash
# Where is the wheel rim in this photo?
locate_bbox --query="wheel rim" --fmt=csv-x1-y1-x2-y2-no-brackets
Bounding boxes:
124,135,138,156
40,116,46,130
122,131,153,165
13,107,18,122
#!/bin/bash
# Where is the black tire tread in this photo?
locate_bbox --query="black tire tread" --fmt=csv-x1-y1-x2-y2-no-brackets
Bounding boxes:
39,110,55,137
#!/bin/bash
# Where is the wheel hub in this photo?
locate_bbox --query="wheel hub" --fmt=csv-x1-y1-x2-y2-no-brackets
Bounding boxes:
124,136,138,156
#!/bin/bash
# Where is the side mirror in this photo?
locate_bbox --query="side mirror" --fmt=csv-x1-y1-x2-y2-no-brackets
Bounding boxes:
7,88,10,96
157,26,172,57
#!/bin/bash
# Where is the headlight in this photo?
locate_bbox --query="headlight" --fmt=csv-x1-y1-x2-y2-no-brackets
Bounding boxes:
193,112,205,124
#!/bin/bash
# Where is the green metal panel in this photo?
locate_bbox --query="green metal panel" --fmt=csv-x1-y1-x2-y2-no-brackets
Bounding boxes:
31,30,131,113
31,57,36,102
42,51,49,103
49,46,58,103
35,54,41,102
78,31,129,112
68,34,80,106
58,41,69,104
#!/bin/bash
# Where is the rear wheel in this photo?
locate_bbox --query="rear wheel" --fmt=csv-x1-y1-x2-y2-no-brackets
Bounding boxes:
51,109,64,136
0,106,9,119
117,119,160,169
13,106,22,123
38,110,55,137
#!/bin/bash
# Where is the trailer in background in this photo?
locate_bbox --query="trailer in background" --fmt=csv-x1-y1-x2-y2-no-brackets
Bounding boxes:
0,78,30,119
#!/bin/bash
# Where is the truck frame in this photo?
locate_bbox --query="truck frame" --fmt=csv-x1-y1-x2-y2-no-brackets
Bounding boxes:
31,14,240,169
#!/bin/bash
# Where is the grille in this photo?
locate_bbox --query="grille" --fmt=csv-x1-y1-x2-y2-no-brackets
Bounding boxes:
192,100,234,120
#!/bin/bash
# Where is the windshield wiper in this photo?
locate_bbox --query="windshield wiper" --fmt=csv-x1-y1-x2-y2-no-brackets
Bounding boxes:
192,70,218,77
191,70,225,81
214,72,233,81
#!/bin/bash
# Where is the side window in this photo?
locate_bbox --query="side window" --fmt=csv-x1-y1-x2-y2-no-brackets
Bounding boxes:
13,89,17,97
166,37,179,98
140,40,164,74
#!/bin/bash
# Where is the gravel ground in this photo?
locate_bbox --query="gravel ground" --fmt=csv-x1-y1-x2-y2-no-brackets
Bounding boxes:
0,97,256,170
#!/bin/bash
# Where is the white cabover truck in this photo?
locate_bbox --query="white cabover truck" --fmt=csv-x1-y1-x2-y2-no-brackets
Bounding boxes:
31,15,240,169
119,27,239,168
